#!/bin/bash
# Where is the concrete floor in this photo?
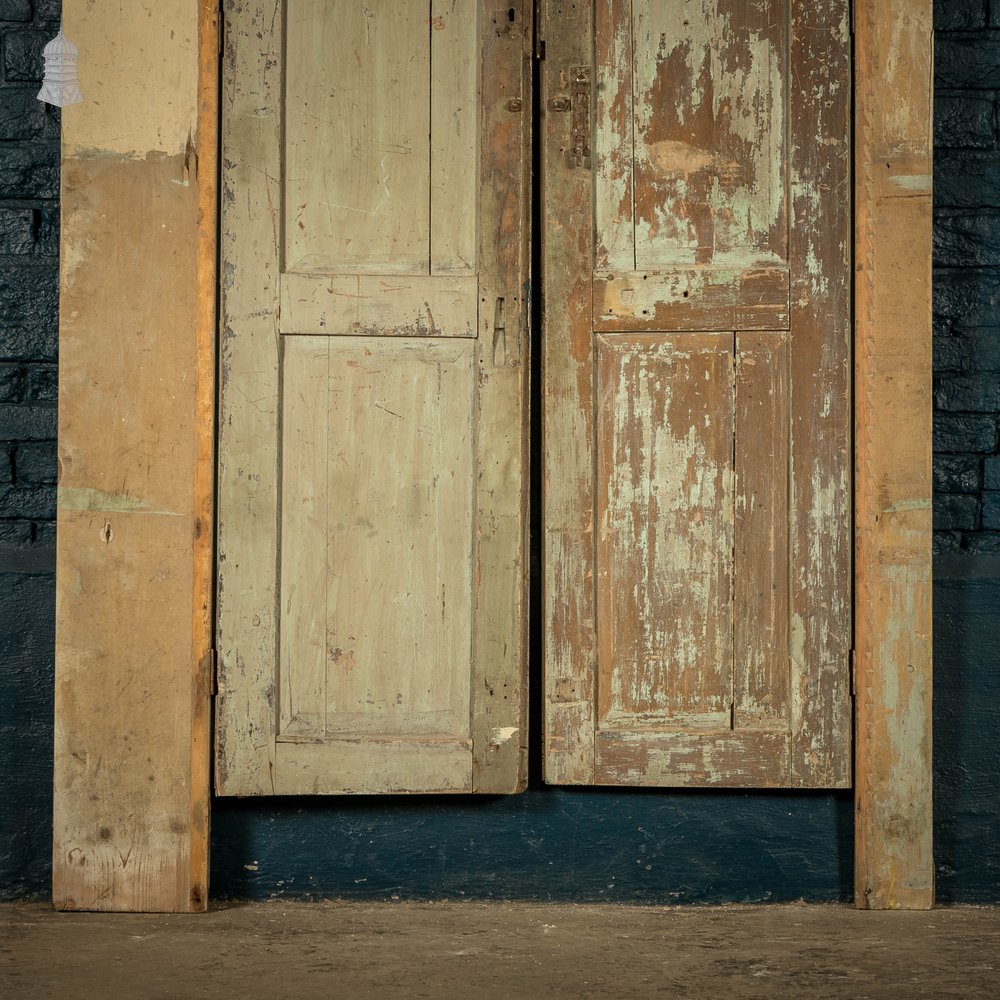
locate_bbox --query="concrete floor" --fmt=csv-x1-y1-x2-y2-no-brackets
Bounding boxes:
1,901,998,999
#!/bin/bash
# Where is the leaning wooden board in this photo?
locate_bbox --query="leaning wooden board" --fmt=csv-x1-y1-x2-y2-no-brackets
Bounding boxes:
542,0,853,787
216,0,531,795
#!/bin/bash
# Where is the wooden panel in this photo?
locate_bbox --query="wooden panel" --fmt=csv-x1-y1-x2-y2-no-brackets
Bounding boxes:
596,335,734,732
53,0,215,911
215,0,285,796
470,0,531,793
321,339,474,740
284,0,430,274
593,0,634,271
854,0,934,909
430,0,478,274
280,273,477,337
273,740,472,794
788,2,852,787
734,332,789,730
279,339,329,737
595,267,789,333
596,731,790,787
629,0,788,271
541,0,597,784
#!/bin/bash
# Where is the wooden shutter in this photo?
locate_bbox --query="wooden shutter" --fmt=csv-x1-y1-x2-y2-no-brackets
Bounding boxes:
542,0,852,787
216,0,530,795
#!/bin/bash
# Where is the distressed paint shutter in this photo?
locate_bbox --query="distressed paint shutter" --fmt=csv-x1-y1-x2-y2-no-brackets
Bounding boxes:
217,0,530,794
542,0,852,787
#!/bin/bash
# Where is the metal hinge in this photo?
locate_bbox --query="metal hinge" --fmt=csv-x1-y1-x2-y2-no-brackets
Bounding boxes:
849,649,857,698
570,66,591,167
199,648,218,698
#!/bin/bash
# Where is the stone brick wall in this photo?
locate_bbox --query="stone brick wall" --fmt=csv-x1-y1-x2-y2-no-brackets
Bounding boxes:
934,1,1000,553
0,0,59,568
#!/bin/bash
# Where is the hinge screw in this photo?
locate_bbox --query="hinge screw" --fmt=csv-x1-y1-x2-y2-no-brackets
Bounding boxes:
506,98,523,112
548,96,571,112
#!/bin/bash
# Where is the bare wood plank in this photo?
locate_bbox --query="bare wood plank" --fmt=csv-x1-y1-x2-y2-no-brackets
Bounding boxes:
280,273,477,336
274,741,472,795
593,0,634,271
323,339,474,745
53,0,215,912
595,267,790,333
284,0,431,274
215,0,284,797
788,1,853,788
630,0,788,272
734,332,790,732
471,0,531,792
854,0,935,909
431,0,478,273
595,334,735,733
279,338,329,737
541,0,597,785
596,730,790,788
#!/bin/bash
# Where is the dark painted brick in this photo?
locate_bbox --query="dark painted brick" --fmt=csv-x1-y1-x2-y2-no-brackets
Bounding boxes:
935,373,1000,411
964,531,1000,551
983,493,1000,528
0,520,32,546
0,207,35,256
33,520,55,543
933,530,964,554
934,268,1000,322
0,90,59,143
0,403,56,440
934,325,1000,371
0,0,32,21
935,0,986,31
934,210,1000,266
0,445,10,484
0,264,58,361
0,365,22,403
935,92,995,147
0,484,55,520
0,145,59,200
14,442,56,485
985,456,1000,489
3,30,47,83
936,34,1000,90
935,494,980,531
935,150,1000,206
935,413,998,452
35,0,61,24
935,454,982,493
25,365,55,401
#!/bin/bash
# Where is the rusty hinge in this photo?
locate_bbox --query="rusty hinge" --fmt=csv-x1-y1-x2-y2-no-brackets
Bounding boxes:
849,649,857,698
199,647,218,698
570,66,591,167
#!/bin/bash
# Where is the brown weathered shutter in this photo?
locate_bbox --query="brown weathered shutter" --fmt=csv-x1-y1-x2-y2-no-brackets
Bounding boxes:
542,0,852,787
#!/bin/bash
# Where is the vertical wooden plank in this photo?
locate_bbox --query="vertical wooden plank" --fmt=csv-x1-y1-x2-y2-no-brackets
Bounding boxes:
431,0,478,274
53,0,215,911
542,0,597,785
593,0,634,271
279,338,329,737
788,1,852,787
215,0,283,797
596,335,734,732
734,332,790,730
284,0,431,274
854,0,935,909
323,339,474,742
471,0,531,792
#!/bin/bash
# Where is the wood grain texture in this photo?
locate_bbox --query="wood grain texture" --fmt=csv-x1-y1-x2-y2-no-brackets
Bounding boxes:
284,0,430,274
541,0,597,785
787,1,852,788
219,0,529,795
854,0,935,910
596,335,734,733
470,0,531,792
53,0,215,911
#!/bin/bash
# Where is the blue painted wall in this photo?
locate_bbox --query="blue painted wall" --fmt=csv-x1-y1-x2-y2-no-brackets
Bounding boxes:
2,2,999,903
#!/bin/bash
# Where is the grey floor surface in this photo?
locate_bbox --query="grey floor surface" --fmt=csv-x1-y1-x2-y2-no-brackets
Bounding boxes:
2,900,998,999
